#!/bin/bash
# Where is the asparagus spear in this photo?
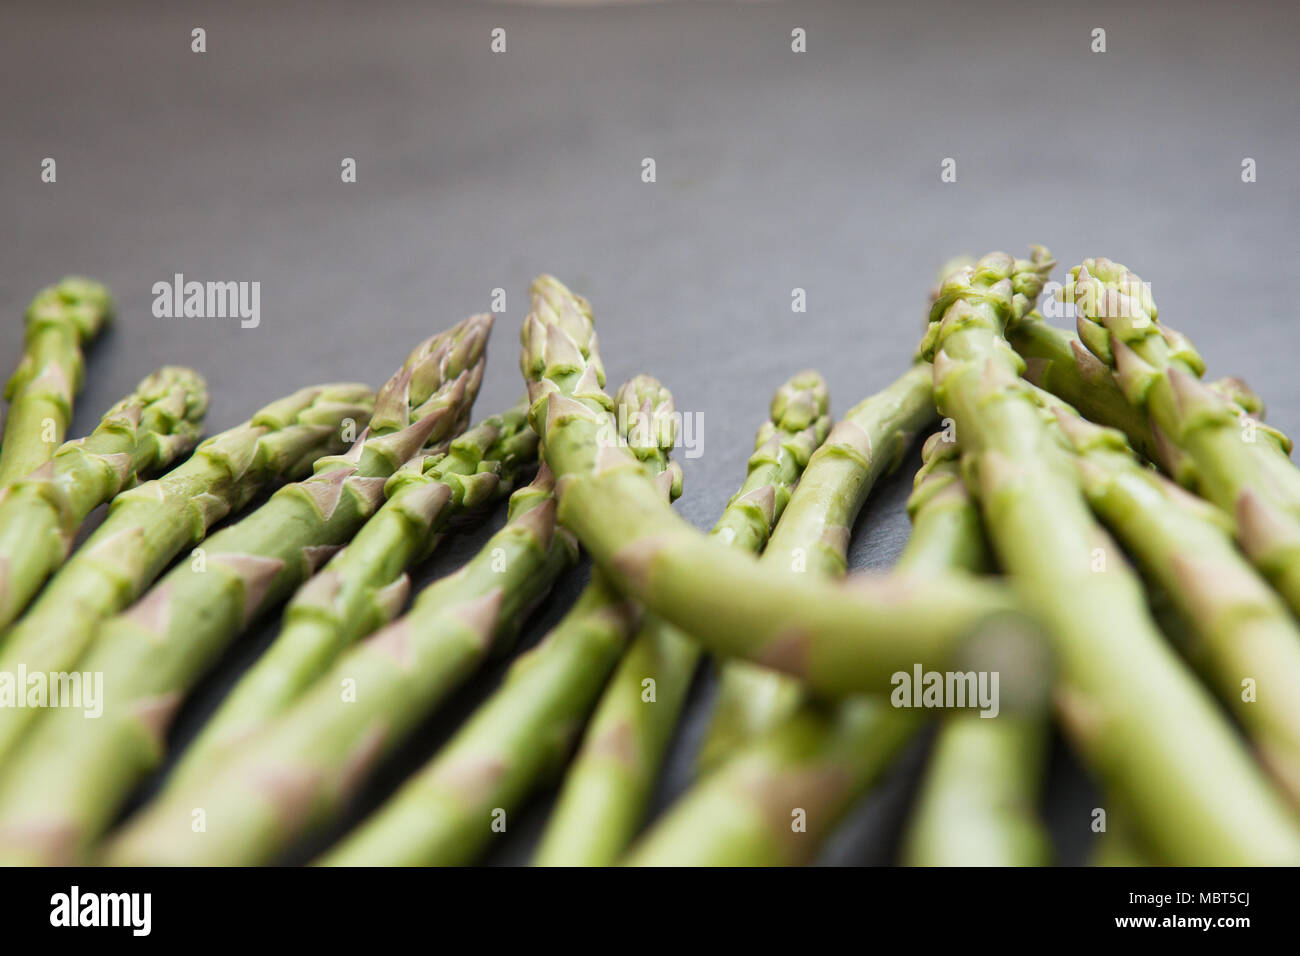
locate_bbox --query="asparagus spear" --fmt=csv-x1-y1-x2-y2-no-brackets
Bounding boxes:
903,712,1051,866
102,466,575,866
0,365,208,629
0,317,488,864
1009,309,1265,466
1031,385,1300,806
314,375,682,866
0,382,374,766
924,247,1300,864
1005,311,1159,461
697,361,936,772
0,278,113,486
533,370,829,866
520,275,1019,696
1092,815,1158,866
626,433,1034,865
899,433,1053,867
1063,258,1300,618
166,398,537,789
627,696,914,865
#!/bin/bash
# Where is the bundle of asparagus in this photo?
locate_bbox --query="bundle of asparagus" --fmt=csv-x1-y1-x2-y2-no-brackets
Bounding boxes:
0,248,1297,870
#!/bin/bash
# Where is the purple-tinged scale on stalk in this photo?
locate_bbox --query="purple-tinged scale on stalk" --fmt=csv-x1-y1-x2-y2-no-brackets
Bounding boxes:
1169,553,1265,622
0,817,78,867
299,468,357,520
294,568,344,609
122,582,176,639
395,481,454,526
428,754,509,804
752,628,811,679
541,325,587,375
819,526,851,557
509,498,557,554
364,411,448,466
545,394,604,434
652,463,683,501
1235,490,1298,562
973,448,1031,502
572,364,607,403
593,443,632,477
734,484,777,528
1167,365,1236,433
347,477,389,514
608,534,675,594
587,719,639,769
129,691,183,751
367,618,416,668
301,544,342,576
253,762,327,826
451,587,507,653
209,553,285,625
1109,336,1158,407
336,726,391,803
824,419,874,465
373,576,411,620
1151,422,1193,483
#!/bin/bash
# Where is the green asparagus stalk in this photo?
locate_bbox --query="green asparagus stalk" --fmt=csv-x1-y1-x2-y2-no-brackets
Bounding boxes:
1063,258,1300,618
697,361,936,773
626,432,1016,865
0,317,488,864
520,275,1019,697
1032,385,1300,806
314,375,682,866
1006,311,1159,461
102,466,575,866
627,697,914,866
1092,815,1158,866
0,365,208,629
0,278,113,486
903,713,1051,866
900,433,1052,867
1009,309,1264,467
533,370,829,866
924,247,1300,864
165,398,537,789
0,382,374,766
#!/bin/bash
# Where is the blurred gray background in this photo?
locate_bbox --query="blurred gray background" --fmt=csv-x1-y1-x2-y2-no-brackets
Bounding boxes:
1,0,1296,864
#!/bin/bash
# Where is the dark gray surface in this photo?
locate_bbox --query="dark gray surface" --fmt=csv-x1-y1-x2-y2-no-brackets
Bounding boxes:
1,0,1297,864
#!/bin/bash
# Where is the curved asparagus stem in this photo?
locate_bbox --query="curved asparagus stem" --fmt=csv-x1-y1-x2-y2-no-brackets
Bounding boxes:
0,365,208,629
103,467,575,866
314,376,681,866
0,318,488,864
520,275,1020,697
926,247,1300,864
166,398,537,788
0,382,375,767
1006,312,1159,461
1032,385,1300,806
698,361,936,773
1063,257,1300,618
531,370,828,866
0,278,113,486
626,432,1027,865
